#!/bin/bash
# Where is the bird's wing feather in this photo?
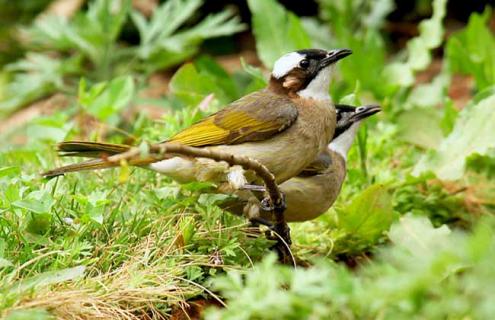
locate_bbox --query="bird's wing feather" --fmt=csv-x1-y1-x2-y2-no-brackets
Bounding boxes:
297,150,333,176
168,90,298,147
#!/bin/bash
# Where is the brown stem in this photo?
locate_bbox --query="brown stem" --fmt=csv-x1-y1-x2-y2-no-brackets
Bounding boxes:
107,142,293,264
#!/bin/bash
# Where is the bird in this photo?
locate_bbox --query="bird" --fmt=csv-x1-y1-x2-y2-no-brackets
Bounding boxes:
223,104,381,222
43,49,352,191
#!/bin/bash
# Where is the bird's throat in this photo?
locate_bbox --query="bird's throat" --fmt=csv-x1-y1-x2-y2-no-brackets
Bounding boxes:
297,65,332,101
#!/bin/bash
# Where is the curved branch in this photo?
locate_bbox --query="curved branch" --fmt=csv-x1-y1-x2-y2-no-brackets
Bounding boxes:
107,141,292,263
106,142,284,213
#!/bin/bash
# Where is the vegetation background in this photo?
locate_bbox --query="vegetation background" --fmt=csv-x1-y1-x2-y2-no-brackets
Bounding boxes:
0,0,494,319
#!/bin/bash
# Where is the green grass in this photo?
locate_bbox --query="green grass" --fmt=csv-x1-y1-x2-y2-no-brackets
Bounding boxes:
1,0,495,319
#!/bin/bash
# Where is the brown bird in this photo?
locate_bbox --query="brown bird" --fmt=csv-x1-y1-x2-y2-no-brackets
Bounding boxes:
43,49,352,190
224,104,381,222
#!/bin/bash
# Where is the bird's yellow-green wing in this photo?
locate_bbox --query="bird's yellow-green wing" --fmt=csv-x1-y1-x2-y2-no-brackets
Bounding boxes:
168,90,298,147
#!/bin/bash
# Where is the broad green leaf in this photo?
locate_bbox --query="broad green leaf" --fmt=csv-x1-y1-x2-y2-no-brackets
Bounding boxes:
198,193,231,206
11,266,85,293
26,0,130,67
13,199,51,214
389,215,451,258
26,212,52,235
363,0,394,29
0,166,20,178
194,56,240,101
337,184,395,244
0,53,82,116
316,0,393,98
397,108,444,149
240,57,267,93
405,72,450,109
383,0,447,89
248,0,311,68
6,309,53,320
80,76,135,122
414,93,495,179
132,0,244,72
169,63,226,106
446,9,495,90
0,257,13,269
439,99,459,135
26,113,73,143
300,17,334,49
337,31,390,98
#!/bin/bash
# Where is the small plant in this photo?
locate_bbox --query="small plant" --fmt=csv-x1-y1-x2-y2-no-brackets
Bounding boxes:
0,0,245,116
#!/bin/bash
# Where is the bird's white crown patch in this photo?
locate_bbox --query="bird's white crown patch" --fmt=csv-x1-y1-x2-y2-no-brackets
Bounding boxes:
272,52,304,78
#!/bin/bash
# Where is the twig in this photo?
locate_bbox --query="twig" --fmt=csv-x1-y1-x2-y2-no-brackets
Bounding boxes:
107,142,284,211
106,142,292,262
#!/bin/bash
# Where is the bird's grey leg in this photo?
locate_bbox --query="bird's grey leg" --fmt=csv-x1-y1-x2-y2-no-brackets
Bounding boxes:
260,193,293,264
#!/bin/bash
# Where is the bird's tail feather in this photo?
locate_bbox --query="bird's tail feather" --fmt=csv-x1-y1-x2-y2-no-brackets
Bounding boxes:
43,141,134,178
57,141,131,157
42,159,119,178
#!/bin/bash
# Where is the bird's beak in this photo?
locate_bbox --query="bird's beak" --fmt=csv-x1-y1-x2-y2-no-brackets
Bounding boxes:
350,105,381,122
318,48,353,70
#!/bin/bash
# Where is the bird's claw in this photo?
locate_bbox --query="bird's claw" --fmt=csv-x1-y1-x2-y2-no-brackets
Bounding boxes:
258,193,292,264
260,193,286,213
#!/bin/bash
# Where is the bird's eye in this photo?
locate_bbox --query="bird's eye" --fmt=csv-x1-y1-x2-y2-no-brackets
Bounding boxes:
299,59,310,69
356,106,365,112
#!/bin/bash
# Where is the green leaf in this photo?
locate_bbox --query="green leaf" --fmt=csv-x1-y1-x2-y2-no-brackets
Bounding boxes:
169,63,226,106
446,8,495,91
316,0,393,98
248,0,311,68
405,72,450,109
439,99,459,135
0,257,13,269
337,184,395,244
0,166,20,178
11,266,85,293
0,53,82,116
240,57,267,93
26,113,73,143
25,212,52,235
26,0,130,67
414,93,495,180
6,309,54,320
80,76,135,123
383,0,447,89
397,108,444,149
13,199,51,214
132,0,244,72
388,215,451,258
194,56,240,101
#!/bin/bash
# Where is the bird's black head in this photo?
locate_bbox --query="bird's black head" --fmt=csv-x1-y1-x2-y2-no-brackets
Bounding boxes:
334,104,381,138
269,48,352,98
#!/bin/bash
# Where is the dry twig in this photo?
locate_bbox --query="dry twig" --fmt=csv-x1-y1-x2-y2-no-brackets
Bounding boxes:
107,142,293,263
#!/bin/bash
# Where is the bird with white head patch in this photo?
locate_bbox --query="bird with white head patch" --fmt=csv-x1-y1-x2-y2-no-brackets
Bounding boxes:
43,49,351,197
